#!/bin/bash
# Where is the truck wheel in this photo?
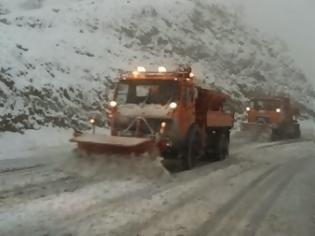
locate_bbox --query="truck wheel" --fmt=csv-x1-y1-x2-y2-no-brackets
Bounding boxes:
271,129,280,141
214,133,228,161
182,126,202,170
294,124,301,139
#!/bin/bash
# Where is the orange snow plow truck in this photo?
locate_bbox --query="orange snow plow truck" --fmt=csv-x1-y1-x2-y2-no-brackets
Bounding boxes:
241,96,301,141
71,66,234,169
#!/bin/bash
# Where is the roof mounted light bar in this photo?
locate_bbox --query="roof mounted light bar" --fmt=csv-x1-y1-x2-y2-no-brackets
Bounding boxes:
120,65,194,81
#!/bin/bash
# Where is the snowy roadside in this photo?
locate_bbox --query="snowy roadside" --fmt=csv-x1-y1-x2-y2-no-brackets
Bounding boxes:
300,119,315,140
0,127,73,160
0,127,111,161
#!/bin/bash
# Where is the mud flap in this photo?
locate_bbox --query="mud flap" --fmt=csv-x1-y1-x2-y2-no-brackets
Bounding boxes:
70,134,155,155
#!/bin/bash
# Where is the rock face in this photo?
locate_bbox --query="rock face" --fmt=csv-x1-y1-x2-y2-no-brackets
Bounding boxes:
0,0,314,132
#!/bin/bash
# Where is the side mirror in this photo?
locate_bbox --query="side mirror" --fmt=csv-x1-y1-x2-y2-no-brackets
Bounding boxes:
88,112,102,126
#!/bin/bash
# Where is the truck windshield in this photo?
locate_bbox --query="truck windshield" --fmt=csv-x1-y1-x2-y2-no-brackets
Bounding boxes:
250,99,282,110
115,80,179,105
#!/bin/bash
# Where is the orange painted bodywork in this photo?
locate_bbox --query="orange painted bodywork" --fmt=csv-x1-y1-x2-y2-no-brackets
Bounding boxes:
110,71,234,143
247,110,284,125
245,96,299,126
207,111,234,128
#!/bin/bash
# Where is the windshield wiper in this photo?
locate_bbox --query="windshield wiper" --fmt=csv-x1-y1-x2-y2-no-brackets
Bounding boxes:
139,93,151,106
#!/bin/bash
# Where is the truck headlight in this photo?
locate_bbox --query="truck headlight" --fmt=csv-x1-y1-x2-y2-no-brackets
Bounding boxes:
160,122,167,134
137,66,146,72
109,101,117,108
169,102,177,109
158,66,167,72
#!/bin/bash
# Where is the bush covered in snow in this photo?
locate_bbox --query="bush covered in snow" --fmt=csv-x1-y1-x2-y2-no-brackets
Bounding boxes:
0,0,314,132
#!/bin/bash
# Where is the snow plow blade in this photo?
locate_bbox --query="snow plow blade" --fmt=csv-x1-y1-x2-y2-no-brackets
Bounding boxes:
70,134,155,155
240,122,272,141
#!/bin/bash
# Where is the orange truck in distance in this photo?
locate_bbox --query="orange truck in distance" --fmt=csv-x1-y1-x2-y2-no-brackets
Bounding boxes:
242,96,301,141
71,65,234,169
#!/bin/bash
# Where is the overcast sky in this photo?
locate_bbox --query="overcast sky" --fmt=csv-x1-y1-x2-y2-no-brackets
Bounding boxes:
222,0,315,85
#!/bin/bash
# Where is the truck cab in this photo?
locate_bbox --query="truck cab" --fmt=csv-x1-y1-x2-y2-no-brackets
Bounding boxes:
243,96,300,140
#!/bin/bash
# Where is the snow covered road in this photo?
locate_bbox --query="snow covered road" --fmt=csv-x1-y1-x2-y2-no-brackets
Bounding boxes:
0,137,314,236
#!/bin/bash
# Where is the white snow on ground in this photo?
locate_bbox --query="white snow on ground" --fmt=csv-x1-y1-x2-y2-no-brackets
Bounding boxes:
0,178,150,234
300,119,315,140
0,127,73,160
0,124,314,235
0,138,314,236
0,126,111,160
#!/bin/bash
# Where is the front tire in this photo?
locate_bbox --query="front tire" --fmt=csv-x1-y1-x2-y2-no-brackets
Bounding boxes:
271,129,280,141
214,133,229,161
182,126,202,170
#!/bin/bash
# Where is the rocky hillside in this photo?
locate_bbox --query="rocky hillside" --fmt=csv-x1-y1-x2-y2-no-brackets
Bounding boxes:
0,0,314,132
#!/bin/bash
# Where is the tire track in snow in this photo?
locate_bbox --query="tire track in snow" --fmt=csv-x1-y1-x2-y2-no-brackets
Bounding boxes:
257,139,310,150
193,156,310,236
0,164,44,175
74,162,268,236
0,166,69,193
0,175,98,207
243,171,299,236
51,158,243,235
128,164,280,236
0,156,244,236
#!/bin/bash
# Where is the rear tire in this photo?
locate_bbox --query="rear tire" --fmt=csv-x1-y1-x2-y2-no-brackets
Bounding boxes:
214,133,229,161
271,129,280,141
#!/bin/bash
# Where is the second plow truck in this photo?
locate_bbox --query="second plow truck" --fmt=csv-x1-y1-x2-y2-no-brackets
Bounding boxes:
241,96,301,141
71,66,234,169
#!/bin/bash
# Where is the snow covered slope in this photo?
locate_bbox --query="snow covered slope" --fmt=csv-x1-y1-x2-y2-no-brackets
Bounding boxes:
1,0,314,132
